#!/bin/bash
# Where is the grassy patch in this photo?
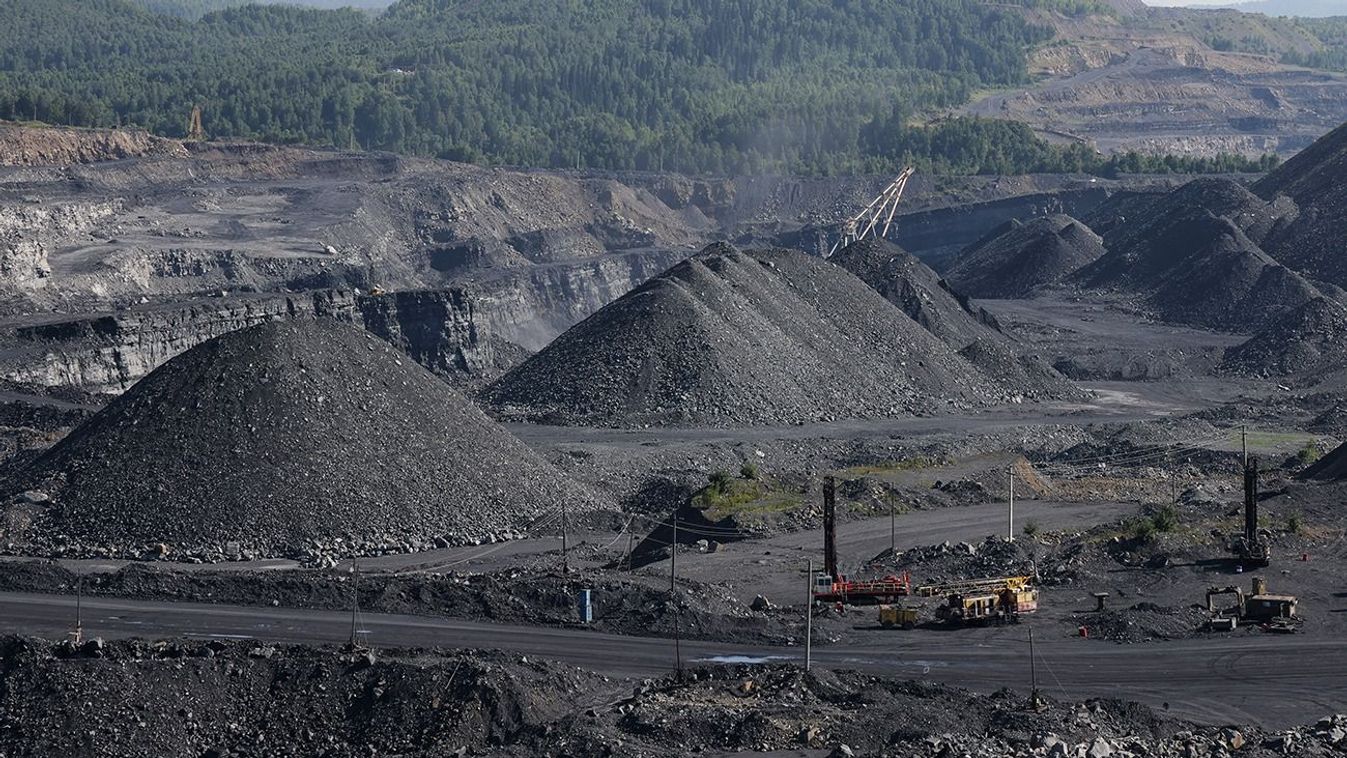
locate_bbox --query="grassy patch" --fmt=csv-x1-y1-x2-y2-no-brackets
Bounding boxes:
696,479,803,522
1242,430,1319,451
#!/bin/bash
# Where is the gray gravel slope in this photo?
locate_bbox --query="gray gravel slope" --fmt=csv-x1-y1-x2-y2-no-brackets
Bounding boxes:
1,319,603,558
487,243,1015,427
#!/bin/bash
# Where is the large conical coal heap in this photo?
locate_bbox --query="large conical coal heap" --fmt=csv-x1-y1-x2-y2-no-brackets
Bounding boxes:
1072,179,1319,331
830,238,1003,349
1,319,600,558
487,243,1012,427
1255,119,1347,288
944,214,1104,299
1224,297,1347,378
830,238,1080,401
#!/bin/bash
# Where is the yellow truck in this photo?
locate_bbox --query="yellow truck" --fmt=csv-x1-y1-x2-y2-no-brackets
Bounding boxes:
878,604,919,629
935,586,1039,625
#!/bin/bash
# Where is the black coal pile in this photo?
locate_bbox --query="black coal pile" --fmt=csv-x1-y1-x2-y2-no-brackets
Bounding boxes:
944,214,1104,298
830,238,1003,348
886,535,1035,584
0,319,602,559
1073,602,1208,644
0,636,607,758
1074,178,1318,331
4,638,1335,758
487,243,1013,427
1300,442,1347,482
1256,118,1347,289
1224,297,1347,378
831,238,1081,402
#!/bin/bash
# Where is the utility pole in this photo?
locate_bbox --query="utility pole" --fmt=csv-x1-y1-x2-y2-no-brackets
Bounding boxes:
889,499,896,558
1028,626,1041,710
670,514,678,591
1008,466,1016,542
805,559,813,671
625,532,635,572
1242,424,1248,468
561,498,570,575
1170,444,1179,504
671,513,683,679
349,559,362,649
71,576,83,645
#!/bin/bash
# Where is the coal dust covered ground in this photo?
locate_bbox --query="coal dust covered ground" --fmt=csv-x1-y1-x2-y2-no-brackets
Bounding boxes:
7,127,1347,755
6,635,1347,758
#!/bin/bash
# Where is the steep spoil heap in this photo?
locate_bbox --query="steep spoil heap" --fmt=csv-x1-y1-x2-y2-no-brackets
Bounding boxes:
1,319,599,559
1074,179,1318,331
488,243,1007,427
1257,119,1347,288
1224,297,1347,378
944,214,1104,298
830,238,1002,348
831,238,1080,401
1301,442,1347,482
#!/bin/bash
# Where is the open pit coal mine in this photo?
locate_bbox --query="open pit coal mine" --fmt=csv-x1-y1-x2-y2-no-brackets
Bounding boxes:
5,121,1347,757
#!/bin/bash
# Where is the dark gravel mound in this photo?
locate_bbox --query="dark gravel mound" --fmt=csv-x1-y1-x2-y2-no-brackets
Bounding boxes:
1301,442,1347,481
1,319,600,559
831,239,1081,401
944,214,1104,298
830,238,1002,347
1073,179,1319,331
1224,297,1347,377
487,243,1009,427
8,636,1333,758
1256,119,1347,288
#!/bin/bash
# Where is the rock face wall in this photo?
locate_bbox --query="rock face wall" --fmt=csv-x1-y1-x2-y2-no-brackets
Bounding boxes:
0,288,512,394
0,125,187,167
0,201,123,286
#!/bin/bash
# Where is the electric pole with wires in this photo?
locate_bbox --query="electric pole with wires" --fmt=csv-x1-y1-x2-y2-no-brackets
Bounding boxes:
671,513,682,679
349,559,369,651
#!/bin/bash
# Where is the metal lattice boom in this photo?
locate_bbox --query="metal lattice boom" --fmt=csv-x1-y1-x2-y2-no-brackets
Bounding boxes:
827,166,915,257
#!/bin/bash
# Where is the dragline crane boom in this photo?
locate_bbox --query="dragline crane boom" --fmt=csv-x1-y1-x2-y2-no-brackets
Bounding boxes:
827,166,915,257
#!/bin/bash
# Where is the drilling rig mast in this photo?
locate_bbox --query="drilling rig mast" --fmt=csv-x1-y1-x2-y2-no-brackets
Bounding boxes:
187,105,206,142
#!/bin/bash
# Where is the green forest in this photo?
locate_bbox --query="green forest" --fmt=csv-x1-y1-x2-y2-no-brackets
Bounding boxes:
0,0,1272,175
128,0,391,18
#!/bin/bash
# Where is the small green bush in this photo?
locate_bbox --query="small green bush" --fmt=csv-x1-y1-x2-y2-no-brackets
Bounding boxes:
708,470,732,494
1022,520,1041,538
1287,511,1304,535
739,462,759,480
1131,517,1157,542
1297,442,1322,467
1152,504,1180,533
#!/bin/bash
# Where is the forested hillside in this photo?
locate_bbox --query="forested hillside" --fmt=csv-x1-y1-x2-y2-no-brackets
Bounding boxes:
0,0,1269,174
130,0,390,18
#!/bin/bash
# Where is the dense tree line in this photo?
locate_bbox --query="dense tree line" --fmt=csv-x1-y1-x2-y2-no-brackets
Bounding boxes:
130,0,390,17
0,0,1278,176
1282,18,1347,71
